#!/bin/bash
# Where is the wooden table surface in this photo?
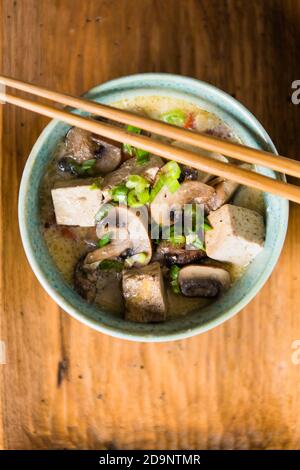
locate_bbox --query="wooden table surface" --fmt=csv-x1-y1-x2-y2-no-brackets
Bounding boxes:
1,0,300,450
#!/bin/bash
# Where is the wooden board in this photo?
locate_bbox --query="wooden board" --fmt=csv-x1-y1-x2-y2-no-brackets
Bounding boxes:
1,0,300,450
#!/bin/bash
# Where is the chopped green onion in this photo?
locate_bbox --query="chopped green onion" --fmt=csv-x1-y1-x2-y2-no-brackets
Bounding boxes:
164,226,185,245
169,265,181,294
98,260,124,272
164,177,180,194
137,188,150,204
81,159,96,170
204,217,212,231
126,125,141,134
160,109,186,127
68,158,97,176
125,252,147,267
123,142,134,156
95,204,111,223
136,148,150,165
170,264,180,280
127,190,143,207
97,233,111,248
186,232,205,250
89,179,103,190
126,175,149,193
149,177,166,202
161,161,181,180
150,161,181,201
123,126,150,163
125,175,150,206
111,183,128,203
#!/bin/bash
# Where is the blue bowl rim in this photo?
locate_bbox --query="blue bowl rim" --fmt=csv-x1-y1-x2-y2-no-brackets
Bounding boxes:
18,73,289,342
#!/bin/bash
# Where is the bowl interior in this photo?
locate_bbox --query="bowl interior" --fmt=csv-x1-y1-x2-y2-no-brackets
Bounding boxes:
18,74,288,342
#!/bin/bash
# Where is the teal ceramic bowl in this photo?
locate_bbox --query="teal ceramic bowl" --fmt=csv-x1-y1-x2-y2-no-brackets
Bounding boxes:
18,74,289,342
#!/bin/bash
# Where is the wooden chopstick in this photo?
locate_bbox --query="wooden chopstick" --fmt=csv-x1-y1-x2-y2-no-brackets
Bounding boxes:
1,74,300,179
1,89,300,203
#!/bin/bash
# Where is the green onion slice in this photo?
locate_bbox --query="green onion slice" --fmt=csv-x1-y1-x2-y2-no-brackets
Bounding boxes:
126,175,149,193
81,159,96,170
160,109,186,127
97,233,111,248
111,183,128,203
125,252,147,267
169,265,181,294
98,260,124,272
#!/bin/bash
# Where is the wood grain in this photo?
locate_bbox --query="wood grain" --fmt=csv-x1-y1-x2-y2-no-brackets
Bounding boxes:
1,0,300,450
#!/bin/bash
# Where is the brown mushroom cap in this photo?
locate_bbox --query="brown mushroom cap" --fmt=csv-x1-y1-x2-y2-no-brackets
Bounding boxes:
178,265,231,297
84,233,132,268
207,163,251,211
65,127,122,174
156,241,206,266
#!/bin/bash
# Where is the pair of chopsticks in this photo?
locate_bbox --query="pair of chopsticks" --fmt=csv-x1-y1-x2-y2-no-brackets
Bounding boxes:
1,75,300,203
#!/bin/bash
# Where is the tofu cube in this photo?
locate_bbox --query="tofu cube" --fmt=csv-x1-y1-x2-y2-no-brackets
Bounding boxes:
205,204,265,267
51,181,103,227
122,262,167,322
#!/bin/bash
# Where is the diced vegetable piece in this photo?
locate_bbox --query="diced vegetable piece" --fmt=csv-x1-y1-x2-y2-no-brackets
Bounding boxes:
95,203,112,223
111,183,128,203
89,179,103,190
123,125,150,164
136,148,150,165
98,260,124,272
124,252,147,267
161,161,181,180
97,233,111,248
186,232,205,250
126,175,149,193
169,265,181,294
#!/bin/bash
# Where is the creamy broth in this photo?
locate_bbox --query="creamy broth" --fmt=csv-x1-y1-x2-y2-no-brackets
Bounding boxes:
39,96,264,319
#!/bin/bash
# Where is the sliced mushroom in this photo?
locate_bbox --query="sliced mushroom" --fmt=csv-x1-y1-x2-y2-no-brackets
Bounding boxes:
207,164,252,211
172,140,228,183
84,234,132,267
90,134,123,174
156,241,206,266
178,265,231,297
85,205,152,268
151,180,215,226
64,127,122,174
208,179,240,211
102,154,163,194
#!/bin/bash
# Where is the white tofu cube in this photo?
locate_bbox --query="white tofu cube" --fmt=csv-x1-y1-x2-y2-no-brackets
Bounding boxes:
205,204,265,267
122,263,167,322
51,183,103,227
